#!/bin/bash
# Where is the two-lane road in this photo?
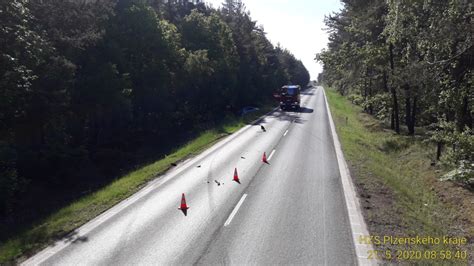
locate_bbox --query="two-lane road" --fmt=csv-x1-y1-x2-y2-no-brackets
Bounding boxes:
24,87,357,265
196,87,355,264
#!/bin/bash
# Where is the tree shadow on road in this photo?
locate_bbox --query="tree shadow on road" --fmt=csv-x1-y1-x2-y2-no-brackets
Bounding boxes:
64,230,89,244
259,109,310,125
296,107,314,113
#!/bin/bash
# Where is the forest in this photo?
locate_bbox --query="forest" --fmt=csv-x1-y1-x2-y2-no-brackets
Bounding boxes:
0,0,310,231
317,0,472,183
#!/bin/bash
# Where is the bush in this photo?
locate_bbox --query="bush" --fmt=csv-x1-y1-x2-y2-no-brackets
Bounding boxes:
429,122,474,184
347,94,364,105
441,160,474,185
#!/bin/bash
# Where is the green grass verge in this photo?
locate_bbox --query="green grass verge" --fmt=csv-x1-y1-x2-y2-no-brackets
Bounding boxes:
0,105,275,263
325,88,470,263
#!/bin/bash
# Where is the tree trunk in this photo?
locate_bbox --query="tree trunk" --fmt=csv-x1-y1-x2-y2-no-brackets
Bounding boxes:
391,109,395,130
392,88,400,134
404,85,416,135
405,84,411,132
368,76,373,115
363,73,368,113
389,43,400,134
410,95,417,135
436,142,443,160
460,95,472,130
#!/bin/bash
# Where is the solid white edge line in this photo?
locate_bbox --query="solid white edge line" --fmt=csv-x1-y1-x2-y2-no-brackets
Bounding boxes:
267,149,276,161
224,194,248,227
283,129,289,136
321,87,378,266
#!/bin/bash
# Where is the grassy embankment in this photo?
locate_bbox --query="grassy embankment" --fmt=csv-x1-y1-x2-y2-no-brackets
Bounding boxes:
0,106,275,263
326,88,472,264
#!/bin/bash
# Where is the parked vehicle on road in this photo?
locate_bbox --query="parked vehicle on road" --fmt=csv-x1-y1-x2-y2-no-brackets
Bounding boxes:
273,85,301,110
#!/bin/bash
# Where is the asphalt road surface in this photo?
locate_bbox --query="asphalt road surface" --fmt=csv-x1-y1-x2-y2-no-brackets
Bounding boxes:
25,86,356,265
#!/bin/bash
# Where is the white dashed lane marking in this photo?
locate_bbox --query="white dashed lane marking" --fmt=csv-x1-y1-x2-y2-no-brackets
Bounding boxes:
224,194,248,227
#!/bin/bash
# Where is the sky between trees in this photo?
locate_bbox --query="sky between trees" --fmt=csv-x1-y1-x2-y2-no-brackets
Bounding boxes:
206,0,343,79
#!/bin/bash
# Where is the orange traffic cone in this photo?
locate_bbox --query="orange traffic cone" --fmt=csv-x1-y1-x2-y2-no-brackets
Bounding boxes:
262,152,269,164
178,193,189,216
233,168,240,184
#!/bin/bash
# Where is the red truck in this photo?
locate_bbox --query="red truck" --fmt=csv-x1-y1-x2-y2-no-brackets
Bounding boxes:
273,85,301,111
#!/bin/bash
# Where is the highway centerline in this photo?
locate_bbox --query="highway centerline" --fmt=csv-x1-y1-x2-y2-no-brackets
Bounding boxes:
283,129,289,136
224,194,248,227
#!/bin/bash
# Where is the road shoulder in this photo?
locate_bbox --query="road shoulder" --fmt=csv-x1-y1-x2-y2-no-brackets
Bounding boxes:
322,87,378,265
325,87,473,265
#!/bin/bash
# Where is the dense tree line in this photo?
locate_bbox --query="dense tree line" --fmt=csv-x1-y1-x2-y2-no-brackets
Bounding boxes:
0,0,309,225
317,0,472,182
